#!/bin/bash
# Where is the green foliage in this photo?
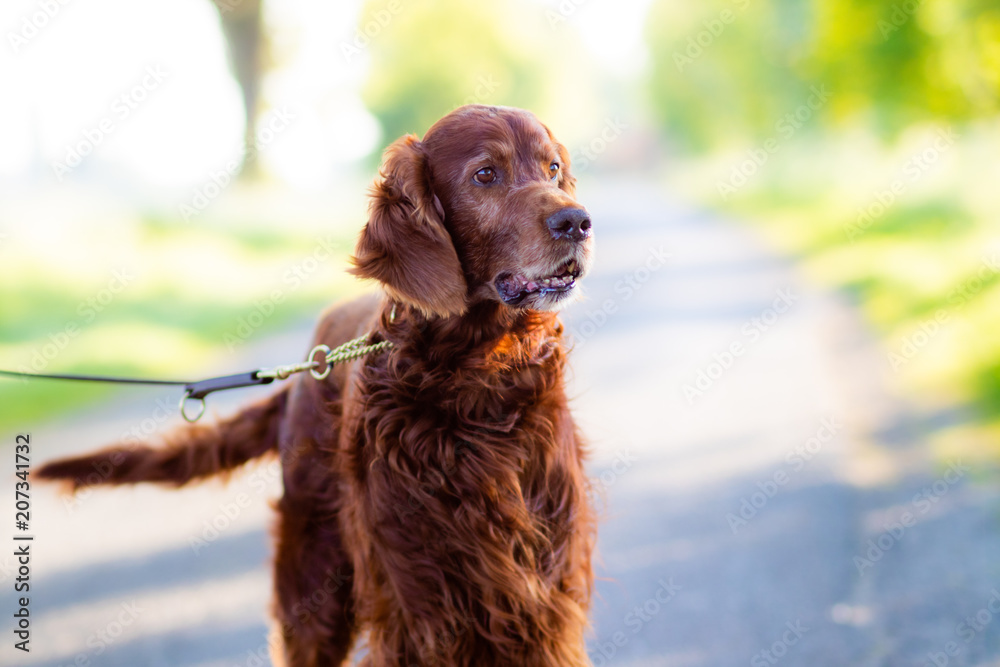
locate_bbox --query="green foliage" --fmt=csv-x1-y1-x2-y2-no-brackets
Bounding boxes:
646,0,1000,150
0,217,360,433
650,0,1000,439
0,383,116,436
865,200,972,240
974,360,1000,419
647,0,819,151
359,0,547,147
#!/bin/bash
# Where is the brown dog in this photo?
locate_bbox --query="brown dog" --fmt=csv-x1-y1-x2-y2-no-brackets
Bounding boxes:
39,105,596,666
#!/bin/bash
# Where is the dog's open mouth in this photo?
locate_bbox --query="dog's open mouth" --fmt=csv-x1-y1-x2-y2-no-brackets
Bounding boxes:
495,259,582,306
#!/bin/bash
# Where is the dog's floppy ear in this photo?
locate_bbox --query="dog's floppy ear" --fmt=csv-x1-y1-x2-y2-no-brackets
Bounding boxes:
350,135,467,318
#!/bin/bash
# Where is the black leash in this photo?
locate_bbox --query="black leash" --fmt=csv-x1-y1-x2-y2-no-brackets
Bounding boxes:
0,369,191,386
0,368,276,422
0,368,272,396
0,331,392,423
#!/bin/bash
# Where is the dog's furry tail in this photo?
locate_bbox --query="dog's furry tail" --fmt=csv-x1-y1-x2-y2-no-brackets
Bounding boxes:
37,386,289,491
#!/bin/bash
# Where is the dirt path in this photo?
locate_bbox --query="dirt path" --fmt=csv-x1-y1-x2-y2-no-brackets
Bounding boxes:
571,179,1000,666
3,178,999,666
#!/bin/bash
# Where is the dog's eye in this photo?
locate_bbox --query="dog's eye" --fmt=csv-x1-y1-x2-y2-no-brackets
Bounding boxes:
549,162,560,180
474,167,496,184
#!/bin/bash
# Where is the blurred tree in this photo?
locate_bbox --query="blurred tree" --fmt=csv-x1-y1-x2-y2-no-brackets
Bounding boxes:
645,0,1000,151
358,0,546,150
212,0,264,177
806,0,1000,133
646,0,818,151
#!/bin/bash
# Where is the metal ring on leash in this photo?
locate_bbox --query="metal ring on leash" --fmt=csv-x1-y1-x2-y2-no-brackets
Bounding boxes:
179,391,206,423
1,330,391,423
308,344,332,381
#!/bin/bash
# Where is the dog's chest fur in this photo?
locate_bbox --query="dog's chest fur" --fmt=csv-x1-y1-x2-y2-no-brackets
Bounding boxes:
334,310,588,651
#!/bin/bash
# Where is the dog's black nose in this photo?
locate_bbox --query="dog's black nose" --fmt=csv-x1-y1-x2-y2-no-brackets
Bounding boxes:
546,207,592,242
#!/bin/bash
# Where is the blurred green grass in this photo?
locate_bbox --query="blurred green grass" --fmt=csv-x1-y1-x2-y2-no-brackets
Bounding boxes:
0,212,364,434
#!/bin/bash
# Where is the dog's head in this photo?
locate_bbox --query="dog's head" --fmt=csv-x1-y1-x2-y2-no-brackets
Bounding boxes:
351,105,593,318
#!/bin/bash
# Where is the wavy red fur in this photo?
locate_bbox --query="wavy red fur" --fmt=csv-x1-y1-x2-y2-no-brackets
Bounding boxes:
38,105,597,666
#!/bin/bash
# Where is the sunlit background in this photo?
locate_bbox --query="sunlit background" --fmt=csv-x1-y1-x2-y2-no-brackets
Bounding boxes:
0,0,661,428
2,0,999,663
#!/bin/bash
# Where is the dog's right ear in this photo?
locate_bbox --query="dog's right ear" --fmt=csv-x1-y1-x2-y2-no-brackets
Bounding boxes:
350,135,468,318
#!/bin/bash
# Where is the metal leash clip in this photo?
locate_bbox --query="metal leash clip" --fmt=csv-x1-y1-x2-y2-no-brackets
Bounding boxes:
179,371,275,423
178,340,376,422
3,329,394,425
